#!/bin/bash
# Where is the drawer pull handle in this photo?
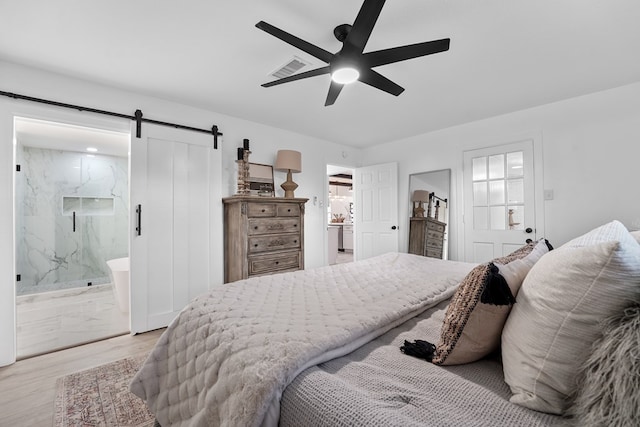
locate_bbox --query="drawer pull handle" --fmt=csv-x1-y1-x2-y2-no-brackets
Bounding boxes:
294,224,297,227
261,209,266,212
275,261,279,265
254,244,258,247
294,240,297,243
254,226,258,230
287,209,291,212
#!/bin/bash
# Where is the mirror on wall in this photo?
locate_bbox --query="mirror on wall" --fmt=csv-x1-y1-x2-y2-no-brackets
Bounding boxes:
408,169,451,260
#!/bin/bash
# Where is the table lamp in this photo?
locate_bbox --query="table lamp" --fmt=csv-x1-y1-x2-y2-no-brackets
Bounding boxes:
275,150,302,198
412,190,431,217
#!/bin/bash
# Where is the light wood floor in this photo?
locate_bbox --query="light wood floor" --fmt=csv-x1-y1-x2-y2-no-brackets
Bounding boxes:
0,328,164,427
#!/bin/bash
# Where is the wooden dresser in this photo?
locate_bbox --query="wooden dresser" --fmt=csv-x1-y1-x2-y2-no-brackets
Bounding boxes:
408,217,446,259
223,196,308,283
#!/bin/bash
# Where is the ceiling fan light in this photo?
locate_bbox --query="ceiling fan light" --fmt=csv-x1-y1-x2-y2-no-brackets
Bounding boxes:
331,67,360,84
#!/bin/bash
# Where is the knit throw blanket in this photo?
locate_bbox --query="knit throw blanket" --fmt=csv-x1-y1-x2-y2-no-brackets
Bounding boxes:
130,253,475,427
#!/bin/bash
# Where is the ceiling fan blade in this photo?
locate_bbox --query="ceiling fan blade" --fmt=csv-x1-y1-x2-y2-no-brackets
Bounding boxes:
256,21,334,63
262,66,331,88
342,0,386,55
325,81,344,106
358,69,404,96
363,38,450,68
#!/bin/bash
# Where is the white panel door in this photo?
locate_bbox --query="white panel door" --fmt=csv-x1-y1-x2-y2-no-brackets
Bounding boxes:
463,140,536,263
354,162,399,260
130,123,222,334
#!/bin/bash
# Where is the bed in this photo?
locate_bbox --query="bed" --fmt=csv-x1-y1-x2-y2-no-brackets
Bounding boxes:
278,298,560,427
131,220,640,427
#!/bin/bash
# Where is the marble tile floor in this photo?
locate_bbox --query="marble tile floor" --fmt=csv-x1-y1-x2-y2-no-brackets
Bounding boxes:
16,284,129,360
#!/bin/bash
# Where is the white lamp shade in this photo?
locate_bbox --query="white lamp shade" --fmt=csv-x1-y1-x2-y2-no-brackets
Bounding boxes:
275,150,302,173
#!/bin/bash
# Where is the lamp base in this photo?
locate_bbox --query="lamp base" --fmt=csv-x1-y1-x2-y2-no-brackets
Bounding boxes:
413,201,425,218
281,169,298,198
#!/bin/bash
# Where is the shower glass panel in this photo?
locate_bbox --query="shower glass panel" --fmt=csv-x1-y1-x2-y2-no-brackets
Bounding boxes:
16,146,128,296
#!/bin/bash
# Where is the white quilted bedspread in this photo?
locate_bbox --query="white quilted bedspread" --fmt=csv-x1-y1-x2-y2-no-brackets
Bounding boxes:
130,253,475,427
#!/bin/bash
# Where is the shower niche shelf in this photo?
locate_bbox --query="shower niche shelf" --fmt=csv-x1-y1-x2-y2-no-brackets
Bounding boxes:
62,196,115,216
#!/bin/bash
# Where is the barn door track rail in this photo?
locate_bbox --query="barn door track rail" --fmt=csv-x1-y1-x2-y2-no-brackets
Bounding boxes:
0,90,222,148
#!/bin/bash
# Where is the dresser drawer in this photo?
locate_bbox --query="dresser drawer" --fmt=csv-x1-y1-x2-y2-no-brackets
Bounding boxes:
248,251,301,276
248,218,300,235
247,203,276,217
277,204,300,217
426,239,444,250
248,233,301,253
427,221,446,233
426,248,443,258
427,229,444,242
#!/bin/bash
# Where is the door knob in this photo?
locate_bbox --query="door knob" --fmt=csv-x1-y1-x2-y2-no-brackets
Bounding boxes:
526,238,533,244
391,226,397,230
525,227,533,233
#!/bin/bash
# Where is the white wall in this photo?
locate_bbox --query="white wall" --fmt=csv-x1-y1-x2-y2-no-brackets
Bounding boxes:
362,82,640,260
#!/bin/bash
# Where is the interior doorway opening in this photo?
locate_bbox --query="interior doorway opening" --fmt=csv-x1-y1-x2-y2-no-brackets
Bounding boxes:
14,116,131,359
327,165,355,265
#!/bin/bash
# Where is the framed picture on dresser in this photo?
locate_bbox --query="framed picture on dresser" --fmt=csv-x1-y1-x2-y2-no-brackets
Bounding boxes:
248,163,275,197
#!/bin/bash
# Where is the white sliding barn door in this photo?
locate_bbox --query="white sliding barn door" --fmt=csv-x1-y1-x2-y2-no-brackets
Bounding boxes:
130,124,222,334
354,162,399,260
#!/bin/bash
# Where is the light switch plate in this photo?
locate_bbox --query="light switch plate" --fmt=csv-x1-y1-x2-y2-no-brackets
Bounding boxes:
544,189,554,200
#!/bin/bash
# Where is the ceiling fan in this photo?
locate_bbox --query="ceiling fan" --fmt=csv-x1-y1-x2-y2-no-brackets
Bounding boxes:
256,0,450,106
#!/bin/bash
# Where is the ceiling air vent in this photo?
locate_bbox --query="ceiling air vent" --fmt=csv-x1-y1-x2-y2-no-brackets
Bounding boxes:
270,56,311,79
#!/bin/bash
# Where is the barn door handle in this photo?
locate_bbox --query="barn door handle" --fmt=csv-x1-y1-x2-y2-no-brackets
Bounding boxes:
135,204,142,236
72,211,76,232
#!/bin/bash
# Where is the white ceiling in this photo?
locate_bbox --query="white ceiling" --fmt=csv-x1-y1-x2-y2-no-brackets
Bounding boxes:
1,0,639,148
14,117,130,157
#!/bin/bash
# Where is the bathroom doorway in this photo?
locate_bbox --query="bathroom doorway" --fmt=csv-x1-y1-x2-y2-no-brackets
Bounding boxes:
14,117,131,359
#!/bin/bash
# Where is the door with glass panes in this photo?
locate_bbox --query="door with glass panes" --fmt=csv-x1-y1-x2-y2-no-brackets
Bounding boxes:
463,140,536,263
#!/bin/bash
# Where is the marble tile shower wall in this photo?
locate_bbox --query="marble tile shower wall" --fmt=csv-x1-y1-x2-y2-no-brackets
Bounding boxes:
16,146,128,295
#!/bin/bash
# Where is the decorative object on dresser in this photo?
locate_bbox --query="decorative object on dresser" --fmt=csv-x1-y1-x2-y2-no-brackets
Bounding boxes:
223,196,308,283
408,216,446,259
235,139,251,195
274,150,302,198
248,163,275,197
411,190,431,218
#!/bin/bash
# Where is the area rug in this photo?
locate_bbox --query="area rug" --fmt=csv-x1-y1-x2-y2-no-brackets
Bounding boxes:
54,354,156,427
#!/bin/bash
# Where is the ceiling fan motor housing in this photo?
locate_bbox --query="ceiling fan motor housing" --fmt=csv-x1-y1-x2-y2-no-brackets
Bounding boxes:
333,24,352,42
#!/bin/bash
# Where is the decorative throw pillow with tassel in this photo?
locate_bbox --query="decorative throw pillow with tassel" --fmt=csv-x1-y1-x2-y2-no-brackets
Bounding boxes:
401,238,552,365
